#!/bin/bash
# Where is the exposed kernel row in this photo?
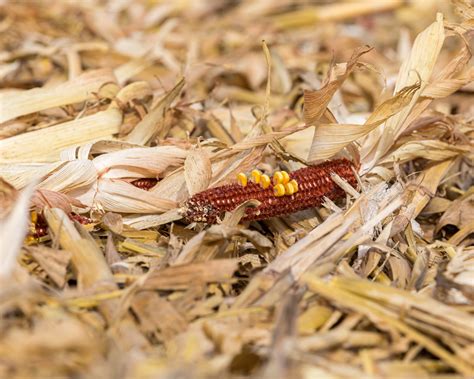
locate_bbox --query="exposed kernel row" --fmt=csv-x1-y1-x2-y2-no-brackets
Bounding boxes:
237,169,299,197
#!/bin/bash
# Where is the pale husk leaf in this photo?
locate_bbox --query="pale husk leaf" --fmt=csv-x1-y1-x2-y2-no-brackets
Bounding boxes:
0,181,36,278
184,146,212,195
124,78,185,145
0,69,118,124
95,179,176,213
360,14,445,171
0,107,123,163
307,82,420,162
93,145,187,178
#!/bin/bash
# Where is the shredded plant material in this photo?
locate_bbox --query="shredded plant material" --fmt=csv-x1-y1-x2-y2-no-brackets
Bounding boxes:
0,1,473,378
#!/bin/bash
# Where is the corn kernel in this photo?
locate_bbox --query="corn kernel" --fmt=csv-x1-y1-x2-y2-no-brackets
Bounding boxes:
284,182,296,195
273,171,283,185
237,173,248,187
30,210,38,224
289,179,298,193
273,184,285,197
251,169,262,184
260,174,271,189
281,171,290,184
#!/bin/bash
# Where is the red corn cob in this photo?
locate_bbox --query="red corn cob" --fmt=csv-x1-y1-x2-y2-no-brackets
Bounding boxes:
31,212,92,239
32,216,49,239
131,178,158,191
183,158,357,224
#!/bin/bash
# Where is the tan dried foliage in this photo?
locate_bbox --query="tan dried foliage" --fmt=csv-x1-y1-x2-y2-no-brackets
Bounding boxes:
0,1,473,378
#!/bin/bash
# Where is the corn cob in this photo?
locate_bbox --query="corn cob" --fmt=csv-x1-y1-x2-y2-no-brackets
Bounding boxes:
30,178,156,238
30,212,92,239
131,178,158,190
183,158,357,224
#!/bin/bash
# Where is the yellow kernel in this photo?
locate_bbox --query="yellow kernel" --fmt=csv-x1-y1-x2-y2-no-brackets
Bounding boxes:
25,236,36,245
237,173,248,187
273,171,283,185
30,210,38,224
273,184,285,197
281,171,290,184
260,174,271,189
289,179,298,193
284,182,296,195
251,169,262,184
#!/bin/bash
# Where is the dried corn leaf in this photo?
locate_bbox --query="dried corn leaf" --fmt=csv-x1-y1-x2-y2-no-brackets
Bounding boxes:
143,259,238,290
379,140,470,164
0,177,17,218
303,275,474,376
272,1,404,29
95,179,176,213
26,246,71,287
0,69,117,124
361,14,445,171
0,162,64,189
304,46,372,126
131,292,187,340
307,82,420,162
43,208,114,291
125,78,184,145
93,145,187,178
37,160,97,193
0,107,123,163
0,182,36,278
436,189,474,232
184,146,212,195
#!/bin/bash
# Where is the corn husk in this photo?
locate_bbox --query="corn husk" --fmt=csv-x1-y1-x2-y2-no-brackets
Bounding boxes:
0,69,117,124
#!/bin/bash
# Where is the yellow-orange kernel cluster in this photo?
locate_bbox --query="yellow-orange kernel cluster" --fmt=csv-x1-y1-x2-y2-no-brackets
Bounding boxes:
237,169,299,197
272,170,298,196
239,169,271,189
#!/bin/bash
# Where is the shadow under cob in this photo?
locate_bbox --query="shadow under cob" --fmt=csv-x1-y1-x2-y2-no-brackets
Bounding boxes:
183,158,358,224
